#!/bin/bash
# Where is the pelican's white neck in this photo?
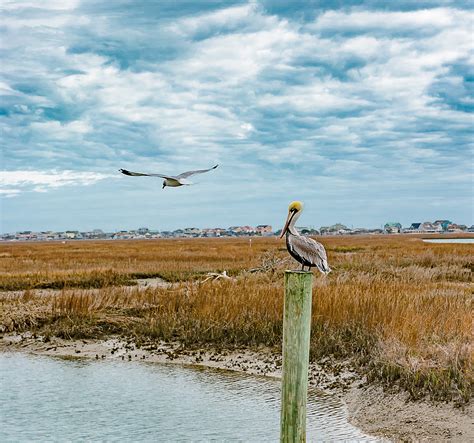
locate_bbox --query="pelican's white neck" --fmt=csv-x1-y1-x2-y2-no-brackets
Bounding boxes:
287,210,301,235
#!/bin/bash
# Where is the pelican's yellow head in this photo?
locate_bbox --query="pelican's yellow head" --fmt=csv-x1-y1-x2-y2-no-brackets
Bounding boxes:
288,201,303,213
280,201,304,238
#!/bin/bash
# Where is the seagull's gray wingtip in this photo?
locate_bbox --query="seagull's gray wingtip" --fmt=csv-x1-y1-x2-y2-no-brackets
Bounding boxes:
213,164,219,169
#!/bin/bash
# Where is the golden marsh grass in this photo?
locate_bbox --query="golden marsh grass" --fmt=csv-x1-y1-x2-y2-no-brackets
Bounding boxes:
0,235,472,403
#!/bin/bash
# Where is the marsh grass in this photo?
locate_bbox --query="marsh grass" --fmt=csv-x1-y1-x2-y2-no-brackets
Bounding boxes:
0,236,472,404
0,270,137,291
0,239,266,290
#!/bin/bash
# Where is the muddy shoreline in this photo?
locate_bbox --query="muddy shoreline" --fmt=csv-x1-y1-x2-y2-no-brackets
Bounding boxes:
1,333,472,442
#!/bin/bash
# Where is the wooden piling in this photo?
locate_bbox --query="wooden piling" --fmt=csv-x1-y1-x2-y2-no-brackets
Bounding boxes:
280,270,313,443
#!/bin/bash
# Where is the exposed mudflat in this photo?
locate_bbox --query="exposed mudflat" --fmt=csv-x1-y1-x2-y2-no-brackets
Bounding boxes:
0,276,173,299
345,384,473,442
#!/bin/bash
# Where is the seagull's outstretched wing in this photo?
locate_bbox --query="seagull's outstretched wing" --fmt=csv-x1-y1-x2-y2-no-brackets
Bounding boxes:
119,169,172,179
176,164,218,179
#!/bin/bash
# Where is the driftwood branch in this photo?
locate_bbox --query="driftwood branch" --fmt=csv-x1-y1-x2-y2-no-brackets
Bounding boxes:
248,251,293,273
201,270,236,283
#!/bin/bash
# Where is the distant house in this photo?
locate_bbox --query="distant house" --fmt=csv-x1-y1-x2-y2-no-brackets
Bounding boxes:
184,227,201,236
420,222,433,232
228,226,255,236
255,225,273,236
202,228,226,237
419,222,442,233
298,227,320,236
320,223,349,235
65,230,82,239
84,229,106,239
433,220,452,231
370,229,384,234
384,222,402,233
407,223,422,232
241,226,255,234
447,223,467,232
403,222,445,233
350,228,369,235
112,230,132,240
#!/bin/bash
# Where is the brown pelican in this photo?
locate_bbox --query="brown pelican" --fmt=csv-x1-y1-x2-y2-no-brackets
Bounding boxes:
280,201,331,274
119,164,218,189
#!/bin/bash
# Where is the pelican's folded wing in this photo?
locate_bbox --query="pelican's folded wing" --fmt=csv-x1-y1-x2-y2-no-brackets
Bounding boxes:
176,164,218,179
119,169,172,179
291,235,331,274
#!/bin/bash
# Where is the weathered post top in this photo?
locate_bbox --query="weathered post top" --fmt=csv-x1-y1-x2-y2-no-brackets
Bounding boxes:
280,270,313,443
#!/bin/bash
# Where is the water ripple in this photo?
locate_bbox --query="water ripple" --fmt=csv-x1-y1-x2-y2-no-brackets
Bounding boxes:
0,353,379,442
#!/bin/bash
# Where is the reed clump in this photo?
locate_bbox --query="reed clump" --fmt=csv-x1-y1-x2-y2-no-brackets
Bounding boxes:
0,235,472,404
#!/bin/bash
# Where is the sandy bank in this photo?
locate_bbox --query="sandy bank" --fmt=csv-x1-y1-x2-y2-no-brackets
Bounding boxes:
1,333,472,442
0,276,173,299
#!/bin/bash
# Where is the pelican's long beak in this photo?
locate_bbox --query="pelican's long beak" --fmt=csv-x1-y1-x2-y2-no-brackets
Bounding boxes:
279,211,295,238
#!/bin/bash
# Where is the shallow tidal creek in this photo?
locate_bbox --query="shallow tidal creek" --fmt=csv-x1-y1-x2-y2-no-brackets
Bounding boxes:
0,353,378,441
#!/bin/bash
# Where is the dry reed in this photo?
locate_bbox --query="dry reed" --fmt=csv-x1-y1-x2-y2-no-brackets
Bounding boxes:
0,235,472,404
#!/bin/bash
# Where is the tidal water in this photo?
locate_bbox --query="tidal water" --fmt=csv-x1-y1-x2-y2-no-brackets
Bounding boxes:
422,238,474,244
0,353,378,442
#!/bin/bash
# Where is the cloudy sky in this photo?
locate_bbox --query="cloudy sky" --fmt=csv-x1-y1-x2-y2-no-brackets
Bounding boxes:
1,0,473,232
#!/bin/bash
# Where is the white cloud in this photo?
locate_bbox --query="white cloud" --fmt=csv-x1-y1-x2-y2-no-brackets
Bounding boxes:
311,8,465,32
169,3,270,37
0,188,21,198
0,170,113,196
0,2,472,229
0,0,79,11
29,119,93,140
257,82,371,112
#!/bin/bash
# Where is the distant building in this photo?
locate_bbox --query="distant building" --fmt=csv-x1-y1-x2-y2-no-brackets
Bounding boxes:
419,222,442,233
202,228,227,237
403,222,422,233
350,228,369,235
320,223,349,235
433,220,452,231
83,229,107,239
184,227,201,236
370,229,384,234
298,227,320,236
255,225,273,236
112,230,132,240
228,226,255,235
384,222,402,233
65,230,82,239
447,223,467,232
2,217,470,242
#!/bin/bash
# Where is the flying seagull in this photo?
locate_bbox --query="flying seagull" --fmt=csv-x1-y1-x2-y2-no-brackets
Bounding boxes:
280,201,331,274
119,164,218,189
